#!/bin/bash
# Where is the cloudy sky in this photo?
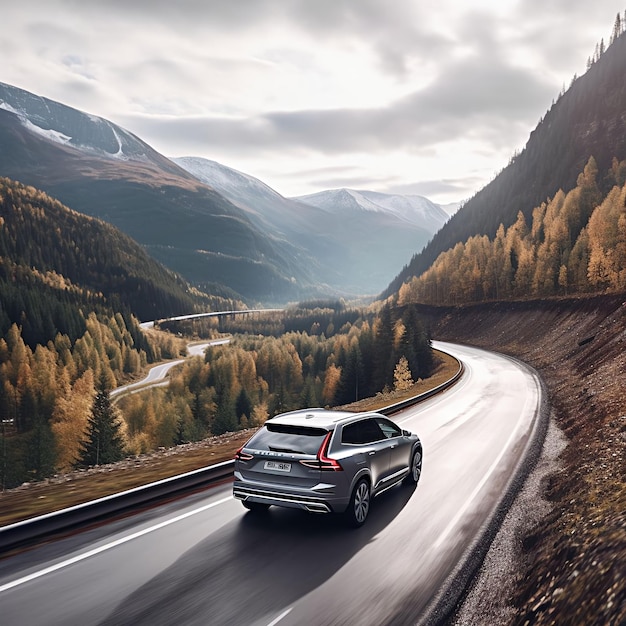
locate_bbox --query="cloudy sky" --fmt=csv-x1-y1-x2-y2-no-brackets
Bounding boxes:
3,1,624,203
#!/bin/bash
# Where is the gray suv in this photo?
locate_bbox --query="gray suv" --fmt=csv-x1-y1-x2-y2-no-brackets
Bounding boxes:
233,408,422,526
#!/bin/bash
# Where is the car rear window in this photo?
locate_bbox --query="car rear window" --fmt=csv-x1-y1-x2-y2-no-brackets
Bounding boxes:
247,423,328,455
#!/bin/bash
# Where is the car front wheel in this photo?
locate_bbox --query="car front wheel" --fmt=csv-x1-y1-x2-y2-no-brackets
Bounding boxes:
345,478,370,527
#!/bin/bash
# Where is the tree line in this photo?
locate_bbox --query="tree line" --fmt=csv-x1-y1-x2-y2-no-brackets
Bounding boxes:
396,157,626,305
116,303,434,451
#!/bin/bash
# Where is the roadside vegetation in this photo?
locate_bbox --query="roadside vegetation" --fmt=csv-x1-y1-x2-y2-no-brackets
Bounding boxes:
0,314,185,488
116,302,433,455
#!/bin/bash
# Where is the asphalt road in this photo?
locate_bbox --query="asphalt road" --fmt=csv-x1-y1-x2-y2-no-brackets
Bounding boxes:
0,342,544,626
110,338,230,398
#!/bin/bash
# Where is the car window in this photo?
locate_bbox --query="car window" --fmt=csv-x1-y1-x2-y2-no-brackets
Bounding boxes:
247,424,328,455
341,422,365,445
375,418,402,439
342,419,385,444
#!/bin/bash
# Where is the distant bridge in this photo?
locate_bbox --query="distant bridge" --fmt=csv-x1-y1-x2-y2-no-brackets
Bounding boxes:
139,308,283,330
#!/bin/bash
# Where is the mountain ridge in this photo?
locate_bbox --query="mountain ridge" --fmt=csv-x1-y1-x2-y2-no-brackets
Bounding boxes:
293,187,448,232
0,82,322,303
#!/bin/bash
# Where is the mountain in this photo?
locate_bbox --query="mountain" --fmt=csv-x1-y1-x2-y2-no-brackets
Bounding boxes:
0,82,320,303
293,188,448,293
384,30,626,296
172,157,328,242
294,188,448,233
174,157,448,295
0,176,213,345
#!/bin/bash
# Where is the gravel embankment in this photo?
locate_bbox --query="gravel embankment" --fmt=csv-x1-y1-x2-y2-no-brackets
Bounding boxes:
418,294,625,625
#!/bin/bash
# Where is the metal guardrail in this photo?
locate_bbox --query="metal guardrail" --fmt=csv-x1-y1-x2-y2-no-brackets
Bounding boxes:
0,461,234,553
378,357,464,416
0,352,463,553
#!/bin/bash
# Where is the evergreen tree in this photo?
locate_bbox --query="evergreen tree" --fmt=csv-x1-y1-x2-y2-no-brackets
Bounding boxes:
401,306,433,380
24,415,57,480
76,380,125,467
235,387,253,424
211,386,237,435
336,344,364,405
373,303,395,391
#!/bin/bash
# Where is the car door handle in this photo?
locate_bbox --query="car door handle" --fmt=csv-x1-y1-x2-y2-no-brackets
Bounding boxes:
368,451,376,456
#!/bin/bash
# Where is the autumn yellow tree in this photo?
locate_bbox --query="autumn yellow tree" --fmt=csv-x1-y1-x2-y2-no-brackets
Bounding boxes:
51,369,95,470
393,356,414,391
585,182,626,290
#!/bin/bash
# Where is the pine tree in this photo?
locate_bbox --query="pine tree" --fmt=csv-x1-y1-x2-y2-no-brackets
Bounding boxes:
611,13,622,44
373,303,395,391
336,343,364,404
235,387,253,424
76,380,125,467
211,386,237,435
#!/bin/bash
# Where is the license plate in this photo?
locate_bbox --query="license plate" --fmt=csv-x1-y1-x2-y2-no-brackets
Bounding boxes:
264,461,292,473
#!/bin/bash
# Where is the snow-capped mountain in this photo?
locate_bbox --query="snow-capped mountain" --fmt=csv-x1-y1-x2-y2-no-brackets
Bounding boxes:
0,81,155,163
294,188,449,233
174,156,279,206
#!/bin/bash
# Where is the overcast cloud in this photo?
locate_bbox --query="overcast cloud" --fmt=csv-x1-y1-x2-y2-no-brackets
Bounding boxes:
3,1,624,202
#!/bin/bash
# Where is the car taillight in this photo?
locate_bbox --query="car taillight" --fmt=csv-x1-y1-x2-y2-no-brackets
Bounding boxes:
235,446,254,461
300,432,343,471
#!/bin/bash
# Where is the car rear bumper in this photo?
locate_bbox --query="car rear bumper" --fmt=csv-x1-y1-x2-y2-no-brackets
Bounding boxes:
233,480,349,514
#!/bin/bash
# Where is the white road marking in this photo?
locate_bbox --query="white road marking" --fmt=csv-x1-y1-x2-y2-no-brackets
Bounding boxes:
0,496,233,594
266,607,293,626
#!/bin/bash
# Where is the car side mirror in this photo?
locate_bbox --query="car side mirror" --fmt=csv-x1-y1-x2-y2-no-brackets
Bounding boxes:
402,429,411,437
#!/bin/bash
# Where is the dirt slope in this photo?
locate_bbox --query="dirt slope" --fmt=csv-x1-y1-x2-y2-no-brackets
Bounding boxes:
414,295,625,625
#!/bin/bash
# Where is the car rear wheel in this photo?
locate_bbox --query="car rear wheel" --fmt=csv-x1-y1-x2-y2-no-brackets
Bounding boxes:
403,448,422,486
345,478,370,527
242,501,270,513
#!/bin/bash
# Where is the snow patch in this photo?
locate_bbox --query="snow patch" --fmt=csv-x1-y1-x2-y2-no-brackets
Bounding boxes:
0,101,20,116
1,100,73,145
23,119,72,145
109,123,126,159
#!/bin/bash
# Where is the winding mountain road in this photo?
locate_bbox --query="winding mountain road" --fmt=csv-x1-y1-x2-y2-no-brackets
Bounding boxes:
0,342,545,625
110,338,230,398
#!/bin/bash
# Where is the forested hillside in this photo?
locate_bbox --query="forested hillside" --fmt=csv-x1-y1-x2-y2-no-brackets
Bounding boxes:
0,177,217,346
0,177,237,488
385,23,626,296
395,157,626,305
